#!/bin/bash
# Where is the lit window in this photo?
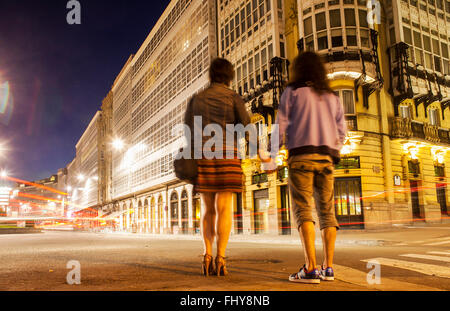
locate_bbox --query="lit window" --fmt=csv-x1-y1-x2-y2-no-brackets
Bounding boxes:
400,105,412,119
429,108,440,126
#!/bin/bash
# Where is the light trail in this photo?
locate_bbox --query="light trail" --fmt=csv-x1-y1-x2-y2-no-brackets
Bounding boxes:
3,176,67,196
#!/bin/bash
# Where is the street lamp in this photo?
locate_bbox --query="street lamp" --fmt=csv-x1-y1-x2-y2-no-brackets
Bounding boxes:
112,138,125,151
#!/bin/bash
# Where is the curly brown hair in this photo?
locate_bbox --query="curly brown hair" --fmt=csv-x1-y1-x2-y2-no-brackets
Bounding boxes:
209,58,235,86
288,52,333,95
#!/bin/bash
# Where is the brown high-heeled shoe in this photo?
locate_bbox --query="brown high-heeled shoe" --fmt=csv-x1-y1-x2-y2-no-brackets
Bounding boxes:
202,254,214,276
215,256,228,276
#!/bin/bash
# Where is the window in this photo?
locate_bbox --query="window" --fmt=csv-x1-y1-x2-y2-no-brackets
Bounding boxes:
316,12,326,31
413,31,422,48
359,9,369,28
404,27,412,45
331,29,343,47
304,17,313,36
429,108,440,126
345,9,356,26
361,29,370,47
318,31,328,50
441,42,449,58
335,89,356,115
347,28,357,46
400,105,412,119
329,9,341,28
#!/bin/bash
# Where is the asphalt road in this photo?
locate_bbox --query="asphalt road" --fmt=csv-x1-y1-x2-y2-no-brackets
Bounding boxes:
0,230,449,291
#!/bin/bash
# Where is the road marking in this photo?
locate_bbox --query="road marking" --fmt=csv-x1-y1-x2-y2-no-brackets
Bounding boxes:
424,239,450,246
400,254,450,263
428,251,450,256
335,264,442,291
362,258,450,279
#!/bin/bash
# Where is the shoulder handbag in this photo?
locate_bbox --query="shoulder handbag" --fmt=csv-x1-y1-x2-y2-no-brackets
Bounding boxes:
174,97,198,184
174,149,198,184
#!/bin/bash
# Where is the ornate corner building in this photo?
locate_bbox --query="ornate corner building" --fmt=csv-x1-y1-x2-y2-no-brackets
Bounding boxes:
294,0,450,229
60,0,450,234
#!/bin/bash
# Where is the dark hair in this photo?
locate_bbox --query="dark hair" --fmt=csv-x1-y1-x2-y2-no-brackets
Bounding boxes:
209,58,235,86
288,52,333,95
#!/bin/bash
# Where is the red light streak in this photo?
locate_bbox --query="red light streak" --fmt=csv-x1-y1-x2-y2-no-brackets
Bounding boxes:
4,176,67,196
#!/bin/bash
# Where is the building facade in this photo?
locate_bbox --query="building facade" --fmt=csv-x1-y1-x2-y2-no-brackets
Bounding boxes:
59,0,450,234
95,0,218,235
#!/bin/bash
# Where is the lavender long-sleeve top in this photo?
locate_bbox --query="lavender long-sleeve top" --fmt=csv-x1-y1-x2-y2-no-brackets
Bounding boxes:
275,86,347,164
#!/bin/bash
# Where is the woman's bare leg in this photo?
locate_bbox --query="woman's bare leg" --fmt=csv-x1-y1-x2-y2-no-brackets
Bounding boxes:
201,193,217,256
215,192,233,257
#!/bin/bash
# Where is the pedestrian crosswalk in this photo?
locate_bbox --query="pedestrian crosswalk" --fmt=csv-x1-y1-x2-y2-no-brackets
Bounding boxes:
362,250,450,279
394,236,450,246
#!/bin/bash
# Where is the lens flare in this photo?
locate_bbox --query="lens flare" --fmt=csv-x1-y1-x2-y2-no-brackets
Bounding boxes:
0,81,13,125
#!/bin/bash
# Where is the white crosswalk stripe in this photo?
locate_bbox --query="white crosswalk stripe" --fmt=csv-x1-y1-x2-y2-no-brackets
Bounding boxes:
362,258,450,279
400,254,450,263
428,251,450,256
424,239,450,246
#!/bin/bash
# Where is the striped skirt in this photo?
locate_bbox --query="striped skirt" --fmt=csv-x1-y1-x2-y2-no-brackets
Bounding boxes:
194,148,244,194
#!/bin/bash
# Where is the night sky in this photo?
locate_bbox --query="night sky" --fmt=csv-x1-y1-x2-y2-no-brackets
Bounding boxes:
0,0,171,182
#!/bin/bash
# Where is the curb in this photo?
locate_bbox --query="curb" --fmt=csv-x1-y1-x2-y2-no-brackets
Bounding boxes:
0,228,42,235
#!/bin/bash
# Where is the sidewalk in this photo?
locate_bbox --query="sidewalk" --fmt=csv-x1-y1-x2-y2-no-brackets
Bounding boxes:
90,222,450,247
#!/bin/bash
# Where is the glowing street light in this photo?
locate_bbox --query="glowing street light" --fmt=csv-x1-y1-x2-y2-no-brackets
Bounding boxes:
112,138,125,151
77,174,85,182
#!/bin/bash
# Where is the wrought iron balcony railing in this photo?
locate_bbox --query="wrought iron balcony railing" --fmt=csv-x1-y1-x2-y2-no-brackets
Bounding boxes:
390,117,449,146
345,116,358,132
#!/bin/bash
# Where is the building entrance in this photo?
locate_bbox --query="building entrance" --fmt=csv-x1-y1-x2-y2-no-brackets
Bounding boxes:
253,189,269,234
437,184,448,216
279,185,291,235
410,180,424,220
334,177,364,229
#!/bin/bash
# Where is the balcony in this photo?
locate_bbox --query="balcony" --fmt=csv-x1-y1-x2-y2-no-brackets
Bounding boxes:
390,117,450,146
345,116,358,132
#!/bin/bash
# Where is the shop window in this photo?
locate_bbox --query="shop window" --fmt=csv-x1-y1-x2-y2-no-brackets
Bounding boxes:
435,165,445,177
408,160,421,175
252,173,268,185
336,156,361,169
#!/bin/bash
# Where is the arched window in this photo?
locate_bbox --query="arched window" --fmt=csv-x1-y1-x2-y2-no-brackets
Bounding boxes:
170,192,179,230
181,190,189,234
